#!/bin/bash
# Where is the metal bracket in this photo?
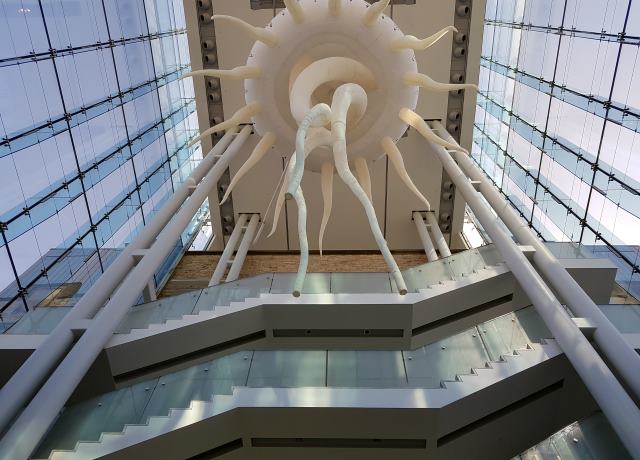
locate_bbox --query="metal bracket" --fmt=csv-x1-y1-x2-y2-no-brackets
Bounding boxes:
518,245,536,261
70,319,94,339
129,250,157,302
572,317,597,341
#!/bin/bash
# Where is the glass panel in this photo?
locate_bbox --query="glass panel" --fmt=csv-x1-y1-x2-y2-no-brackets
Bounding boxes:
330,272,392,294
140,351,252,420
327,351,407,388
105,0,149,39
447,248,490,279
55,50,119,114
598,304,640,334
0,60,64,138
115,290,202,334
270,273,330,294
521,412,632,460
404,328,490,388
5,307,71,334
544,242,596,259
478,307,552,361
42,0,109,48
34,380,157,458
477,244,502,266
564,0,628,34
247,350,327,387
402,259,454,293
0,1,48,60
192,274,273,314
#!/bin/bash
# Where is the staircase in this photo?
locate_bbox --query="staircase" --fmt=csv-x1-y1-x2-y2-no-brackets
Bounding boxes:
112,245,504,335
40,341,563,459
33,307,583,460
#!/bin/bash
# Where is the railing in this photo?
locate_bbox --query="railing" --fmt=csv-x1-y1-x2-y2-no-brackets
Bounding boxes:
5,241,603,337
33,306,553,459
514,412,632,460
5,245,504,336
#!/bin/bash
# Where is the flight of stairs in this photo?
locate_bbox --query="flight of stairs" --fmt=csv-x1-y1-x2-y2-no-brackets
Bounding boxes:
40,338,560,460
113,258,507,337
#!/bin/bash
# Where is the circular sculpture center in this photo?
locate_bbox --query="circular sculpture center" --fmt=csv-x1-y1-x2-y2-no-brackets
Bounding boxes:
244,0,419,171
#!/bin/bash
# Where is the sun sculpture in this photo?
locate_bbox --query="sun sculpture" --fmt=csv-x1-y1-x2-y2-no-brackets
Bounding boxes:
184,0,476,296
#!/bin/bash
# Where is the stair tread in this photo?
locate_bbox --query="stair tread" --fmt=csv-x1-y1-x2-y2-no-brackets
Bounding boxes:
51,339,556,460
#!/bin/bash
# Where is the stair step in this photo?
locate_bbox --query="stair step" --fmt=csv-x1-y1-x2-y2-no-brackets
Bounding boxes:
50,339,555,460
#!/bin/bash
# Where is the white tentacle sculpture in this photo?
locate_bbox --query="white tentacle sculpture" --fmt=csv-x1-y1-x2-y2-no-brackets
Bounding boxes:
184,0,475,296
331,83,408,295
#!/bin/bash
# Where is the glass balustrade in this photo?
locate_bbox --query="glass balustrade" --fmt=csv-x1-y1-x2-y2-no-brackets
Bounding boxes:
32,306,553,459
514,412,632,460
3,242,609,337
4,244,501,335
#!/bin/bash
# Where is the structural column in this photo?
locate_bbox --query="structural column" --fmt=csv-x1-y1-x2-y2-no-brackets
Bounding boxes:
413,211,438,261
226,213,260,282
209,213,249,286
425,211,451,257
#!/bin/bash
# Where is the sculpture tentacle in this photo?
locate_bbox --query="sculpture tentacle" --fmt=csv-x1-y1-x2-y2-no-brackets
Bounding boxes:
181,66,261,81
390,26,458,51
331,84,408,295
381,137,431,210
329,0,341,16
400,108,469,154
363,0,391,27
212,15,279,47
319,162,334,257
292,186,308,297
354,156,373,202
221,132,276,205
404,72,478,93
268,129,333,238
283,0,305,23
286,104,332,199
188,103,261,148
268,162,292,238
254,165,288,243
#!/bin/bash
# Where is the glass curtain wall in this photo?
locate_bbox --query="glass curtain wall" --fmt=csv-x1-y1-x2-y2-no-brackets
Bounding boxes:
473,0,640,298
0,0,203,329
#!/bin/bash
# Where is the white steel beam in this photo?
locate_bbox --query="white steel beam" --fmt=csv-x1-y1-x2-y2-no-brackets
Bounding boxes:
426,211,451,257
426,121,640,456
209,213,249,286
225,213,260,283
413,211,438,261
0,127,241,437
434,120,640,403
